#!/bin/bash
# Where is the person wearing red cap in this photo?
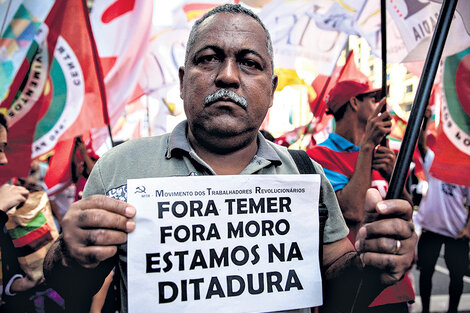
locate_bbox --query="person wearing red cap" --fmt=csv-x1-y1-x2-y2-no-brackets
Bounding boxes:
307,80,415,312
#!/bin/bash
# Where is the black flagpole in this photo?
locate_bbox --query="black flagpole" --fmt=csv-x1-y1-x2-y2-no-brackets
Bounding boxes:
350,1,458,312
380,0,388,146
386,0,457,200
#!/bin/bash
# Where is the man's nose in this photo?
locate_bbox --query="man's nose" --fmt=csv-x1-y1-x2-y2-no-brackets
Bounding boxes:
215,59,240,89
0,152,8,165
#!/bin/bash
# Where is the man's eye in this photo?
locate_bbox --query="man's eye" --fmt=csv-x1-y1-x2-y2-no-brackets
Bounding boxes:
241,59,261,69
198,55,219,64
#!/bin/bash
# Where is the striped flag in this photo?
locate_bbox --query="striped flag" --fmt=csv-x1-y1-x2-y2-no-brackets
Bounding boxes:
0,1,67,184
5,191,59,283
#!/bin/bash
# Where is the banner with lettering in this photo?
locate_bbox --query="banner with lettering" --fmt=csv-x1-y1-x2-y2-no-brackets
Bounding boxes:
357,0,470,63
127,175,322,313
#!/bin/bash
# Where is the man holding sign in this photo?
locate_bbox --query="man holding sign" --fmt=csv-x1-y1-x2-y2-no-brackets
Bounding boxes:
43,4,417,313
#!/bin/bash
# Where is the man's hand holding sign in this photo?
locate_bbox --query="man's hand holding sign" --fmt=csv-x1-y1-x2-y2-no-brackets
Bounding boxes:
43,4,416,313
59,195,136,268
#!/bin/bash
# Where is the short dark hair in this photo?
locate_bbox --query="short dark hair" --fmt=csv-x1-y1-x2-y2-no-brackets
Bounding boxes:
330,101,348,121
185,4,274,71
0,113,8,132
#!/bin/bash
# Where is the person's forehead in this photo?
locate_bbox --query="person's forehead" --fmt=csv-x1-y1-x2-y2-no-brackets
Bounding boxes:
192,13,268,53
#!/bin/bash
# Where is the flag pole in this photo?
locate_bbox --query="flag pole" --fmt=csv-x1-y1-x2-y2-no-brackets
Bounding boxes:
350,1,458,312
386,0,457,199
380,0,387,99
380,0,388,146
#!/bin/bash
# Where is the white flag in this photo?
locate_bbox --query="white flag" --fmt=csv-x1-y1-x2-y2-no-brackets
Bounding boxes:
258,0,366,74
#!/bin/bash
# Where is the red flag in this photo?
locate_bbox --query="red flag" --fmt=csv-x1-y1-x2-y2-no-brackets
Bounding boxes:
0,92,51,185
429,47,470,187
309,51,368,120
274,125,307,147
43,138,75,195
39,0,108,193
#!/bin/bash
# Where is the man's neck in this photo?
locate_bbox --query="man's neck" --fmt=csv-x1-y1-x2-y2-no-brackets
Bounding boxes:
188,134,259,175
334,119,364,146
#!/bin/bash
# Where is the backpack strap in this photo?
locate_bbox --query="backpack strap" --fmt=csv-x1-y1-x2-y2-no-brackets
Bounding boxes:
287,149,317,174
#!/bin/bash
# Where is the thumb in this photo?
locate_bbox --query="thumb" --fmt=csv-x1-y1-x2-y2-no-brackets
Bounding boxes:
363,188,382,223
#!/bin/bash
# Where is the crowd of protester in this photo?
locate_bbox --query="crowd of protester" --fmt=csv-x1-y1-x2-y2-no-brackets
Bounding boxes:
0,4,468,313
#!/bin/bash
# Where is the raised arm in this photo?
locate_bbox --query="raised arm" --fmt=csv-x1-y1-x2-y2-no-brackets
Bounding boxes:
336,99,391,225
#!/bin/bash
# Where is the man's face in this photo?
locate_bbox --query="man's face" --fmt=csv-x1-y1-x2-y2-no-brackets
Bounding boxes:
356,95,378,124
179,13,277,153
0,125,7,165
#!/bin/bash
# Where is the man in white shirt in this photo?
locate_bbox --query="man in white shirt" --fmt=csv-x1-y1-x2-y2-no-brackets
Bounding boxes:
415,108,470,313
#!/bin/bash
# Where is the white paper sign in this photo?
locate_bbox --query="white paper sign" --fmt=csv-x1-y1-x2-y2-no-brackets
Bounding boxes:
127,174,322,313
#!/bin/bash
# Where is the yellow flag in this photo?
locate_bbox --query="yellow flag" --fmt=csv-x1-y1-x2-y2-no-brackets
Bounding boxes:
274,68,316,101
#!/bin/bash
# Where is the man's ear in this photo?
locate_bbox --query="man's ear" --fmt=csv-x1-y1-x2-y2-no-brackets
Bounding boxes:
271,74,278,96
269,75,278,108
348,96,358,112
178,66,185,99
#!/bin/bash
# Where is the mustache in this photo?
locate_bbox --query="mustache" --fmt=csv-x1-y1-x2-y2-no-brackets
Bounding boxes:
204,89,248,109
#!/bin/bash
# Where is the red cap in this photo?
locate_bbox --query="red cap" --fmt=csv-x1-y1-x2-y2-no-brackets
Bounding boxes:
326,80,381,114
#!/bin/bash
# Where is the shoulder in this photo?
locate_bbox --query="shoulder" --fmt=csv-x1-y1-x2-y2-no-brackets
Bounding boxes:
306,144,332,157
85,134,171,197
99,135,170,166
106,135,169,156
266,141,290,158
